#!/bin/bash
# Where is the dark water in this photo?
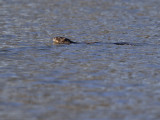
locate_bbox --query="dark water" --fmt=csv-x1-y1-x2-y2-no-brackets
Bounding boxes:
1,0,160,120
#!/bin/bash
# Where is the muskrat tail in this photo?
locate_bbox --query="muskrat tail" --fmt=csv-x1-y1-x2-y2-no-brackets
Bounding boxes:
113,42,131,45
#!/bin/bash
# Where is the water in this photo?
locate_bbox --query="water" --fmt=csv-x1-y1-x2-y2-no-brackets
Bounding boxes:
1,0,160,120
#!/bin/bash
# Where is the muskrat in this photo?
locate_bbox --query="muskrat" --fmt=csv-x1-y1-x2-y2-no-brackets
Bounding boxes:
53,36,137,45
53,37,77,44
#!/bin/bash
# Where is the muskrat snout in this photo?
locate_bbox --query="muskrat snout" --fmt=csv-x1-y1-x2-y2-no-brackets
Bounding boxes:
53,37,76,44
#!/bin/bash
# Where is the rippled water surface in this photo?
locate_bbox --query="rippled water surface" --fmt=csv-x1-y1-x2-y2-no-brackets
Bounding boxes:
1,0,160,120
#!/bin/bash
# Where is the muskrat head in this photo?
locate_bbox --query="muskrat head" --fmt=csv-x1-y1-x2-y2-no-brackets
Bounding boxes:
53,37,75,44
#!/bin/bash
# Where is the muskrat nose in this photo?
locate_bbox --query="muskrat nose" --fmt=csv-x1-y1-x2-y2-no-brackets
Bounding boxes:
53,38,58,42
53,37,62,44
